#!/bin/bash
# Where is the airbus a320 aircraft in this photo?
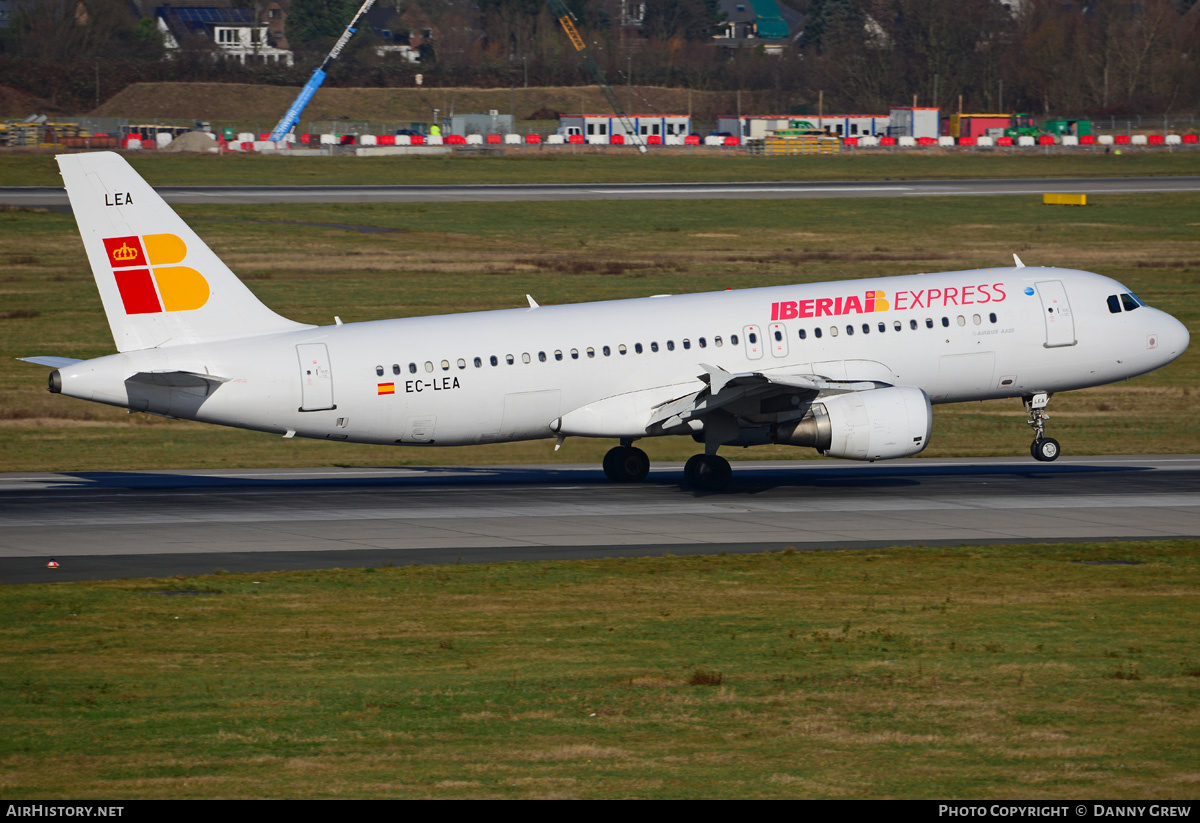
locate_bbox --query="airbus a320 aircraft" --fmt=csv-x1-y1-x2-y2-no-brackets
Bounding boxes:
22,152,1190,490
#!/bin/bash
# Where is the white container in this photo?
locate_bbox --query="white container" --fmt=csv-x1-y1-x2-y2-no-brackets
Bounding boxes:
1061,135,1079,146
1131,134,1148,145
976,136,994,147
504,133,521,145
1018,135,1035,147
937,136,955,147
1166,134,1182,145
466,134,484,145
1098,135,1114,145
545,134,564,145
898,136,916,147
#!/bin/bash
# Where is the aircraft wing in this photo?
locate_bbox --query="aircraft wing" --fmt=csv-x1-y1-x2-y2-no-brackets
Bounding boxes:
647,363,888,432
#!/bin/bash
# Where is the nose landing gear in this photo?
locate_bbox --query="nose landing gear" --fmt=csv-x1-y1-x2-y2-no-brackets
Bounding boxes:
1025,392,1061,462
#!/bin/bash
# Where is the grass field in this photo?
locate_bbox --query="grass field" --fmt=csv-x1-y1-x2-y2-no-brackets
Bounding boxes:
1,184,1198,471
2,149,1199,187
1,540,1197,799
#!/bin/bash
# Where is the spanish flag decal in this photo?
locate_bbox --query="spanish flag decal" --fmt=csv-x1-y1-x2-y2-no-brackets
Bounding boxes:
377,383,395,395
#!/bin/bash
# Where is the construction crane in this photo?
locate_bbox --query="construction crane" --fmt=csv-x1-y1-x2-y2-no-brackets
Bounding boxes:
268,0,377,143
546,0,647,153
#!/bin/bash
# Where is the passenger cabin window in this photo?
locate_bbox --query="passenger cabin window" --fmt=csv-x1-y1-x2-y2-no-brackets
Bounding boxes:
441,360,450,371
409,363,417,373
715,336,723,347
731,334,739,345
667,341,675,351
392,364,400,375
814,328,822,338
490,355,498,366
474,357,482,367
798,329,807,340
458,359,466,369
424,361,434,373
506,354,515,365
521,353,531,364
375,365,384,376
635,343,644,354
698,338,707,348
651,342,659,352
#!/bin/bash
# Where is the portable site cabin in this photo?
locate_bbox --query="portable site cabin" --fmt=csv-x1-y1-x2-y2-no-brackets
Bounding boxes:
946,114,1011,139
557,114,692,142
445,112,514,136
718,115,889,140
888,106,940,139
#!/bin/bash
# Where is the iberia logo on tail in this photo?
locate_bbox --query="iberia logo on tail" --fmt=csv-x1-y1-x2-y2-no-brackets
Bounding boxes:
102,234,210,314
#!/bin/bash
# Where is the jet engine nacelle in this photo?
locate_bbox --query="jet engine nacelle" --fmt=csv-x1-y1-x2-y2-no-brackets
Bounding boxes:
773,385,932,461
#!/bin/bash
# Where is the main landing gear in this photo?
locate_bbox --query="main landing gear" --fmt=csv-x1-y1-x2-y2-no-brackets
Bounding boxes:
1024,392,1061,462
683,453,732,492
602,441,650,483
600,440,734,491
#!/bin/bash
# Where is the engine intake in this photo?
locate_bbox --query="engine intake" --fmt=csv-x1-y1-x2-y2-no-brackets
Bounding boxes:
774,386,931,461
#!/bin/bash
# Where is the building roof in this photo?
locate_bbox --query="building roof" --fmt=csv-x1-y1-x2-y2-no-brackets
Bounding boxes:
749,0,788,39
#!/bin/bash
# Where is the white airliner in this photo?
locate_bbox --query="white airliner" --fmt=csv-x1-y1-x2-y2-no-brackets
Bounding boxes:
21,152,1190,489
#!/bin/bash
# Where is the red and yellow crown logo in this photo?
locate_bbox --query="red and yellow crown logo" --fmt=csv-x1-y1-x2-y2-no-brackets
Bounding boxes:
102,234,209,315
111,242,140,263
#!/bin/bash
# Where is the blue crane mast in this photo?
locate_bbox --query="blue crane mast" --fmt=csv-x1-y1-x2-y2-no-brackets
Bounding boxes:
268,0,377,143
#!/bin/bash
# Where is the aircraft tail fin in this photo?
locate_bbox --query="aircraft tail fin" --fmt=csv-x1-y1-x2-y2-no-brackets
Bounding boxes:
56,152,311,353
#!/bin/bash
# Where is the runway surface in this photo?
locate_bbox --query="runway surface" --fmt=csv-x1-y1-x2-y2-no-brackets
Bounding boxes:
4,176,1200,207
2,455,1198,584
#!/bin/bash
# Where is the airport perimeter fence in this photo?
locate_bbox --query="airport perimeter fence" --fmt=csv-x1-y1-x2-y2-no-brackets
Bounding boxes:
4,110,1200,151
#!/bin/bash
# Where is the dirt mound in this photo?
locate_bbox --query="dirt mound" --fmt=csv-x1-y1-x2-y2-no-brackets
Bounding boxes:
162,131,219,152
90,82,787,125
0,84,56,119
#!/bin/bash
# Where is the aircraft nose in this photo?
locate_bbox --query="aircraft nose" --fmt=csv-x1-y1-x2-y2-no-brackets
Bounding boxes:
1155,311,1190,361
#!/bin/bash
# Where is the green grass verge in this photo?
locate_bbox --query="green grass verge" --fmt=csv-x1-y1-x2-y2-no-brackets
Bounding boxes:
1,149,1199,187
1,191,1198,471
1,541,1197,798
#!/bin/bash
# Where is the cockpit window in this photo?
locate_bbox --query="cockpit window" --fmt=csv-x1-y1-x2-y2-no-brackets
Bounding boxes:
1121,293,1141,311
1107,295,1121,314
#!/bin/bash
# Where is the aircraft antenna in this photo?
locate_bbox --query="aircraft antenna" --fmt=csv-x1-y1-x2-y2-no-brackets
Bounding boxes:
268,0,378,143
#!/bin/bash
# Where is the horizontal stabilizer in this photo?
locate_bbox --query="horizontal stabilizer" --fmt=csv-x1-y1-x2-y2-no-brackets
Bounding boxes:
18,356,84,369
